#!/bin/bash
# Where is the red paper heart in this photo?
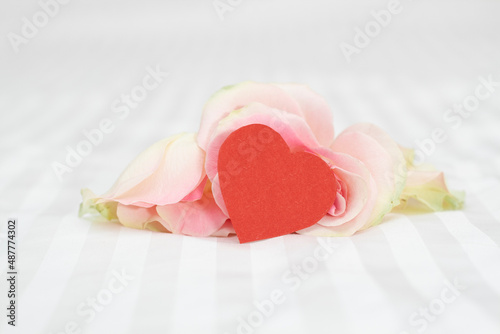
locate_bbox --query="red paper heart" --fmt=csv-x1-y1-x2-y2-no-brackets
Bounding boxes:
217,124,337,243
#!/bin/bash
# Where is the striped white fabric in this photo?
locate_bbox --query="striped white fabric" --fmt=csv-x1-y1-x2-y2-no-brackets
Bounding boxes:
1,0,500,333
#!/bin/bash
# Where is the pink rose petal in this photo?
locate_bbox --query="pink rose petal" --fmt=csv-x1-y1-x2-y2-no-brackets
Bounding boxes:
211,174,229,216
277,83,334,146
99,133,206,207
156,182,229,237
116,204,169,231
197,81,303,150
331,123,406,229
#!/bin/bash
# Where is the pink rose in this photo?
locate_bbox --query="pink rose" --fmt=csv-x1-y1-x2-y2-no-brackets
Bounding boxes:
80,81,462,238
80,133,232,237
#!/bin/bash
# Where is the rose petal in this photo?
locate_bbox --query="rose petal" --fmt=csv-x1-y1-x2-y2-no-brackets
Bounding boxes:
299,173,377,237
100,133,206,207
116,204,169,231
79,188,118,221
325,166,370,226
211,174,229,216
211,220,236,237
395,170,465,211
277,83,334,146
181,176,207,202
393,148,464,212
156,181,228,237
331,123,407,229
328,177,346,216
197,81,303,150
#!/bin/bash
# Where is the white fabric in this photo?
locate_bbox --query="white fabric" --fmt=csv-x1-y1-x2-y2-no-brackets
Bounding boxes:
1,0,500,333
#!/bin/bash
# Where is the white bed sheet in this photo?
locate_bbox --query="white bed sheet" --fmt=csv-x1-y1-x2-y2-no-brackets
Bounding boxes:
1,1,500,333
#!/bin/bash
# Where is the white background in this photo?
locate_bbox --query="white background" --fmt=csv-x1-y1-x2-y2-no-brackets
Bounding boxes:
1,0,500,333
